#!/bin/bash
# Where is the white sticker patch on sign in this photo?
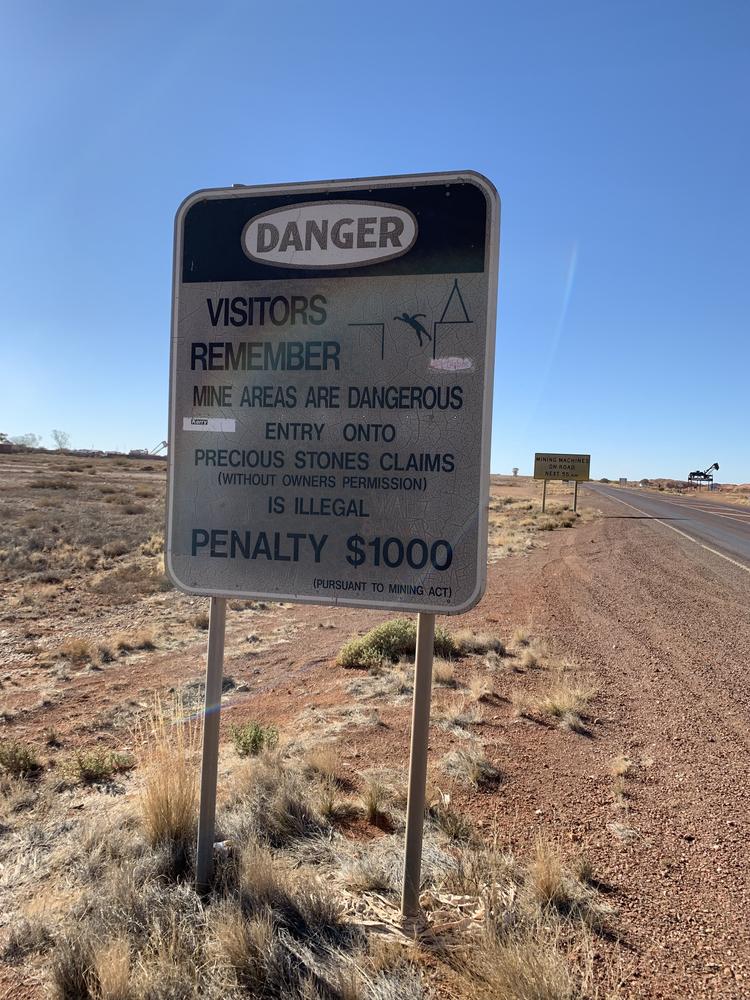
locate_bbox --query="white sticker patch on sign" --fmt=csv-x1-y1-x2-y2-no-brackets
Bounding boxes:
183,417,236,432
430,357,474,372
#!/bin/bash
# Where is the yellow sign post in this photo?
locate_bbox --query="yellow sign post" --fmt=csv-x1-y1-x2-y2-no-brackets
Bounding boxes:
533,453,590,511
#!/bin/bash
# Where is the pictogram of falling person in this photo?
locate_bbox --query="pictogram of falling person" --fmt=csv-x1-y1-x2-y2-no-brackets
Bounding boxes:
394,312,432,348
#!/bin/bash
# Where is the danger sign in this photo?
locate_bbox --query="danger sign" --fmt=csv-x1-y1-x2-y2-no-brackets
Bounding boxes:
167,172,500,613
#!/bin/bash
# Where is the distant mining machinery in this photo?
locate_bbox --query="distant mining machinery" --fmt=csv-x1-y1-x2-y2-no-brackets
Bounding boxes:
128,440,168,458
688,461,719,489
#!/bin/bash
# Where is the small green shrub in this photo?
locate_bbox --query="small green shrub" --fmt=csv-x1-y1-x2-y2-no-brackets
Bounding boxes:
67,748,134,783
0,740,40,777
230,721,279,757
337,618,456,668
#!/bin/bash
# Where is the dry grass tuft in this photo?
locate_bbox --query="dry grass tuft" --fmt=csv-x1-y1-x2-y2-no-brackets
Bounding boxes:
443,747,502,790
483,650,506,672
224,753,325,848
138,699,199,848
511,690,535,719
212,846,351,995
512,626,531,647
303,745,341,782
525,836,612,932
526,836,569,910
92,561,170,603
214,908,280,993
470,927,575,1000
57,638,93,664
610,754,632,778
361,778,389,824
316,776,340,819
97,642,116,663
452,630,505,656
102,539,130,559
433,657,457,687
140,533,164,556
115,630,156,652
519,647,540,670
2,916,53,965
435,694,484,729
537,676,596,733
428,797,476,842
610,754,633,809
93,936,131,1000
468,673,493,702
343,853,394,893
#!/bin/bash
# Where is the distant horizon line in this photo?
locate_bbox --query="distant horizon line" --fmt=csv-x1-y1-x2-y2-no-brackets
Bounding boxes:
1,442,745,486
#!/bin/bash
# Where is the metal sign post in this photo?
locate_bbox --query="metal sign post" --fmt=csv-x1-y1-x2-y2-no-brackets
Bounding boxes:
401,612,436,918
168,172,500,897
196,596,226,893
542,478,548,513
574,480,578,512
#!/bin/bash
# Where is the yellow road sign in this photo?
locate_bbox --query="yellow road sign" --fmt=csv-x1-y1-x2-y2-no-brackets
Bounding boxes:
533,453,590,482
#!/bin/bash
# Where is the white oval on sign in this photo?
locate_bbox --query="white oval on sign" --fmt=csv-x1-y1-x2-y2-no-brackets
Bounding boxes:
242,201,418,269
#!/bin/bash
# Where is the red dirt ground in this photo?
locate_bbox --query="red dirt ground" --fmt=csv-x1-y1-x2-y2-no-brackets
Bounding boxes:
2,469,749,997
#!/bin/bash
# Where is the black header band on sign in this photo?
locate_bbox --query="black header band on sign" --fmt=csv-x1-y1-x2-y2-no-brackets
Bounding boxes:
181,181,488,283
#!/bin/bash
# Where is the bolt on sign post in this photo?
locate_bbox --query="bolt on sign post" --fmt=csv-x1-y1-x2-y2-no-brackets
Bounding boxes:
533,453,591,512
167,172,500,905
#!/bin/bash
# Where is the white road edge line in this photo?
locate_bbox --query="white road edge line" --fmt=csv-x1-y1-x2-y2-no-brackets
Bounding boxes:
589,488,750,575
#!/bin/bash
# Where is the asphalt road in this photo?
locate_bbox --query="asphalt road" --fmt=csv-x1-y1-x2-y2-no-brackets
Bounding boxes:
584,483,750,572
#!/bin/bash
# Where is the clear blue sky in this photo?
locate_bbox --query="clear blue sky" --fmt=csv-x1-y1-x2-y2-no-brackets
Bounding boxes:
1,1,748,481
